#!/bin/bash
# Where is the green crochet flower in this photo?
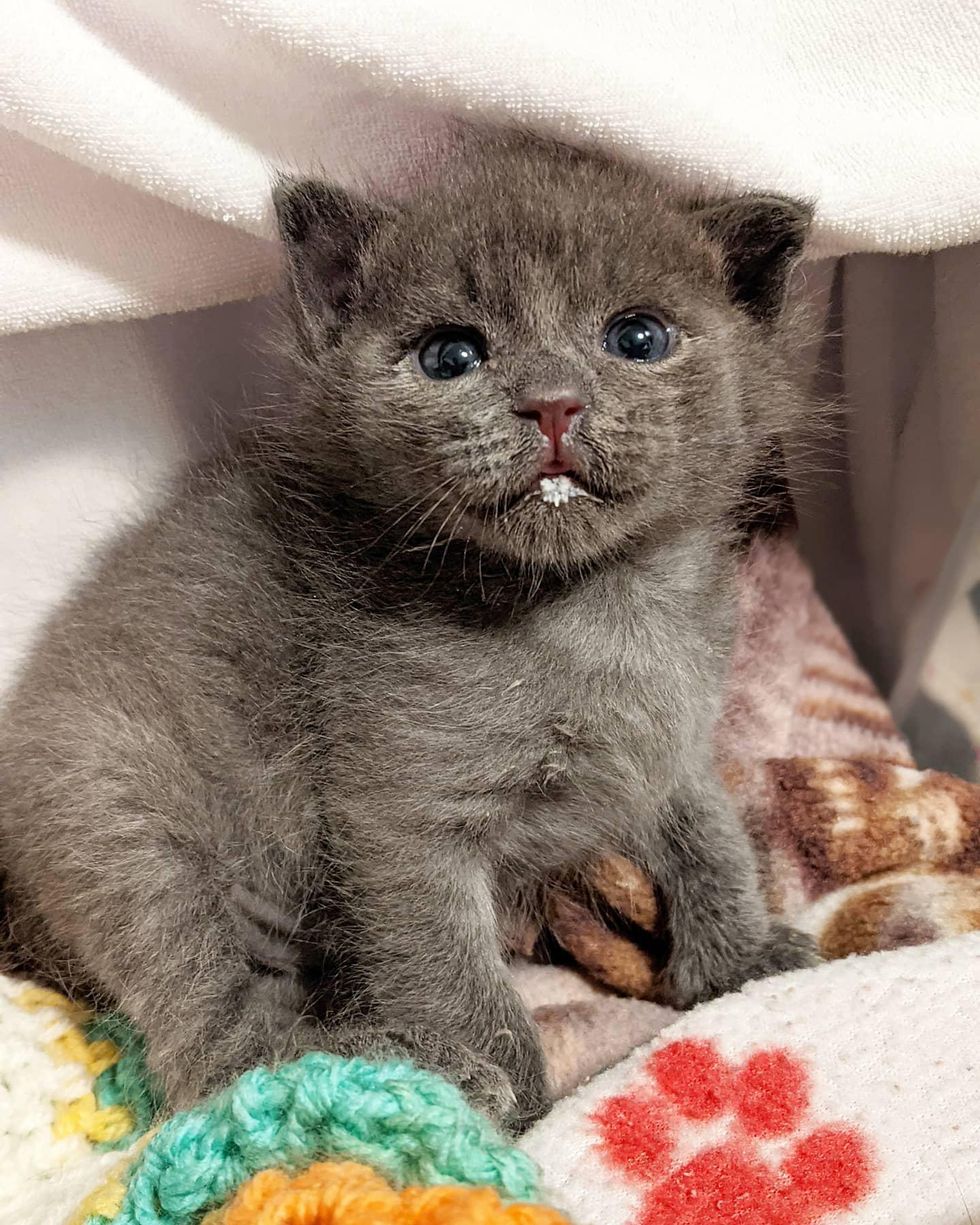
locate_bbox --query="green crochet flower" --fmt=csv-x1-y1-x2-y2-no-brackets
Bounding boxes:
86,1051,539,1225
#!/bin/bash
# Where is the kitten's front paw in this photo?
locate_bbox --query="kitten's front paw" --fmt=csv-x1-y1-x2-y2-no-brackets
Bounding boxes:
746,922,820,979
666,922,819,1009
505,1064,551,1136
330,1022,518,1127
414,1032,549,1136
455,1049,525,1127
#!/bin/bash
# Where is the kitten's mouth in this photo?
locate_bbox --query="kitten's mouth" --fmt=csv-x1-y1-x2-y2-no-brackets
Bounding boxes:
489,472,604,520
539,459,575,477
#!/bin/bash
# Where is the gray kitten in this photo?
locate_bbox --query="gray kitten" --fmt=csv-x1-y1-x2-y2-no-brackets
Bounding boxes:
0,130,817,1133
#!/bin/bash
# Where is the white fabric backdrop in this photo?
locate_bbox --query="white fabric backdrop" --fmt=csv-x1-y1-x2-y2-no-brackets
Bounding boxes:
4,0,980,334
794,250,980,693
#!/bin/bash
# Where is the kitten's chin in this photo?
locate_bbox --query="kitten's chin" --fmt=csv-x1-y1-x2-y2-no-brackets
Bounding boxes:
463,479,645,570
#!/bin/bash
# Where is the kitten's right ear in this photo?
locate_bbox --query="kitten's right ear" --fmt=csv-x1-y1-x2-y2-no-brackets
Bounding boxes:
694,194,813,323
273,177,385,342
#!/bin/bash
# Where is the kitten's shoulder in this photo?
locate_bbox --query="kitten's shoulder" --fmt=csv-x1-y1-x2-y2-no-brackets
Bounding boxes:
3,455,302,704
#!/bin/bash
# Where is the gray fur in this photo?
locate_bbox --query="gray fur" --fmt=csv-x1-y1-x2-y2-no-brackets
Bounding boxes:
0,130,817,1133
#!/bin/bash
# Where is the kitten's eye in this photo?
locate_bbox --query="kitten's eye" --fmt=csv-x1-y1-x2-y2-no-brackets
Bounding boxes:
603,312,675,363
416,327,486,379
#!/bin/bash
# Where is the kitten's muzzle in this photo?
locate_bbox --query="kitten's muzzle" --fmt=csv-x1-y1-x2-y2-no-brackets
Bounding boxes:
514,391,585,477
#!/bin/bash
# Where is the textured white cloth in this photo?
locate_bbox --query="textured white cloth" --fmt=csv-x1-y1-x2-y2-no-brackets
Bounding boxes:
521,934,980,1224
3,0,980,336
1,2,978,720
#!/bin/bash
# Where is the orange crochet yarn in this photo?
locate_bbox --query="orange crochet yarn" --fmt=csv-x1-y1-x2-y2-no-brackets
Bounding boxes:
211,1161,571,1225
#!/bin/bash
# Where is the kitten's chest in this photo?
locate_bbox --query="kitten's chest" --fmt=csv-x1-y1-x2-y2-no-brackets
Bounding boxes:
501,600,701,804
322,545,732,852
448,571,727,837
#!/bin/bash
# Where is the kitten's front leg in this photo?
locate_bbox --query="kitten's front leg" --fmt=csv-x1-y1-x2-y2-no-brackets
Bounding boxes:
30,847,324,1110
637,779,818,1008
347,839,549,1132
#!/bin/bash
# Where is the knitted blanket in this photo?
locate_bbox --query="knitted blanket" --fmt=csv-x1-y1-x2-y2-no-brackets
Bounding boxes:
3,535,979,1223
515,536,980,1097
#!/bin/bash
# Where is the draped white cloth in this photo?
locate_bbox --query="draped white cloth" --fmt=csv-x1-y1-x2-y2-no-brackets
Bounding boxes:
4,0,980,334
1,0,979,703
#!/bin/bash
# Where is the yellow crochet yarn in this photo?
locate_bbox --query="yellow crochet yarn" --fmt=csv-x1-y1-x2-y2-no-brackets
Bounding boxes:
204,1161,571,1224
49,1026,122,1077
53,1092,135,1145
18,985,93,1021
18,984,141,1146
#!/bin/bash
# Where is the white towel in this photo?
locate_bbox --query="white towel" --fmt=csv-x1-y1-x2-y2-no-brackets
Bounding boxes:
3,0,980,336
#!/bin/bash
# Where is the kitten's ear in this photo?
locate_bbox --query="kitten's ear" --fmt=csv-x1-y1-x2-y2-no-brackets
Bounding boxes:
273,177,387,342
695,195,813,322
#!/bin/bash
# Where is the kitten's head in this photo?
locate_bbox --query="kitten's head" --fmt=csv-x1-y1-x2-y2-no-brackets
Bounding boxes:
273,130,812,570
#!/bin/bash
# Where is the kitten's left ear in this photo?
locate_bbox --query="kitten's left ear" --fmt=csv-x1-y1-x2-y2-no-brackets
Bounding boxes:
695,194,813,322
273,176,388,343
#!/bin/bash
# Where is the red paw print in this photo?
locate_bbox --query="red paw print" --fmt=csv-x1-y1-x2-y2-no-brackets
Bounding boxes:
592,1039,874,1224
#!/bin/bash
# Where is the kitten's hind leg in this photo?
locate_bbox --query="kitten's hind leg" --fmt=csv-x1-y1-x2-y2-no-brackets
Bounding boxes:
110,895,319,1108
20,844,519,1122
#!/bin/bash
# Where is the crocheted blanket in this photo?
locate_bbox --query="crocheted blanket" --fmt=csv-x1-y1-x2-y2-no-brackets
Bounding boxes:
4,939,979,1225
3,535,979,1223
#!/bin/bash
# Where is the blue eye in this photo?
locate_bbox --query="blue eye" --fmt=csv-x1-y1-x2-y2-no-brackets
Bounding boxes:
603,311,675,363
417,327,486,379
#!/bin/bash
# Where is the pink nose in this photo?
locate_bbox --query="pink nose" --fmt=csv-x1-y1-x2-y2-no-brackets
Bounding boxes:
515,392,585,451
